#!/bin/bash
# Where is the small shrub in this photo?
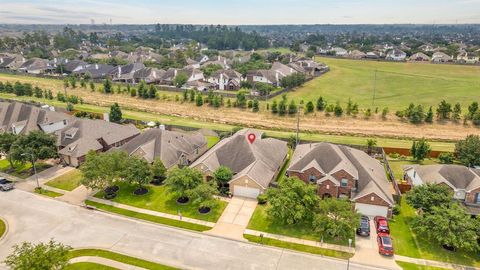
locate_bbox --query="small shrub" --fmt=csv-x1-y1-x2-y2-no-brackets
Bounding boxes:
392,204,401,216
438,152,454,164
257,193,268,205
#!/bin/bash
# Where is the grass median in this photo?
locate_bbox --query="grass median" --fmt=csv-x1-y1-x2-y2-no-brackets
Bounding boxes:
68,249,178,270
244,234,353,259
85,200,211,232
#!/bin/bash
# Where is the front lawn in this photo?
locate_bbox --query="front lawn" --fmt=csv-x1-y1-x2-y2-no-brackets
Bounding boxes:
247,204,351,246
45,169,83,191
0,159,52,179
389,199,480,267
244,234,353,259
94,183,227,223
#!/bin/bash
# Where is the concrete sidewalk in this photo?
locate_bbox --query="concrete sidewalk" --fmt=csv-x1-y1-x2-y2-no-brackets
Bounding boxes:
70,256,146,270
396,255,480,270
88,196,215,227
244,229,355,254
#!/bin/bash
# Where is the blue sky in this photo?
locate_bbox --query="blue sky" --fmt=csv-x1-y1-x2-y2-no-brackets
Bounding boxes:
1,0,480,24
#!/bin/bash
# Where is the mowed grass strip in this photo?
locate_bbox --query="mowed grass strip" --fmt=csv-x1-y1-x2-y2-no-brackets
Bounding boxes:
34,188,63,198
0,218,6,238
93,183,227,222
68,249,178,270
85,200,211,232
65,262,118,270
396,261,449,270
244,234,353,259
289,57,480,111
45,169,83,191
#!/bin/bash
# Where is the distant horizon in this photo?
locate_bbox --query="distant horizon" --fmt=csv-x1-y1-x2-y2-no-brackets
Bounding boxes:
1,23,480,26
1,0,480,25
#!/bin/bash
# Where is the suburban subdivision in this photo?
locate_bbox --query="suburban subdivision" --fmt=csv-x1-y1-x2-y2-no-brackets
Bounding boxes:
0,3,480,270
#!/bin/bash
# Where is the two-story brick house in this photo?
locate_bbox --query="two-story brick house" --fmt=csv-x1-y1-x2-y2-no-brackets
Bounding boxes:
404,164,480,215
287,143,395,217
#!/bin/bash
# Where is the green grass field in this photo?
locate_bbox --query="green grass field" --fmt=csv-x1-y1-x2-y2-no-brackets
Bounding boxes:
94,183,227,222
0,218,6,238
45,169,83,191
396,261,449,270
289,57,480,110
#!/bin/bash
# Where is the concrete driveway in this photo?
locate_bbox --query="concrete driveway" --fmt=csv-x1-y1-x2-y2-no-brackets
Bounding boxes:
207,196,257,240
351,219,401,270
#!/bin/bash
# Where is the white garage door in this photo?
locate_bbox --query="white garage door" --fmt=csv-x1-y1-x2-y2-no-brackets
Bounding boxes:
233,186,260,198
355,203,388,218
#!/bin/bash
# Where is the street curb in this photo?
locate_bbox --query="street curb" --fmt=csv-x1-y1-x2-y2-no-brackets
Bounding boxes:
0,216,9,242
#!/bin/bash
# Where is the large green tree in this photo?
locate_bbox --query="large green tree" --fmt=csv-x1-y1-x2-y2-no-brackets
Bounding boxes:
406,183,452,213
165,167,203,199
80,151,128,190
410,138,431,161
313,199,360,240
122,156,152,190
151,158,167,183
4,240,71,270
413,203,480,252
188,181,219,210
455,135,480,167
266,177,319,225
213,166,233,188
9,131,57,169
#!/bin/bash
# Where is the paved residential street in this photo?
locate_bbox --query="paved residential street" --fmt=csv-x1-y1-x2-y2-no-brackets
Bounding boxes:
0,190,394,270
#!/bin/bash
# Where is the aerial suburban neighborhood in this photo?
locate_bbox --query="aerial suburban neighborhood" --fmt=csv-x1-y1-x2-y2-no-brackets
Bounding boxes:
0,1,479,270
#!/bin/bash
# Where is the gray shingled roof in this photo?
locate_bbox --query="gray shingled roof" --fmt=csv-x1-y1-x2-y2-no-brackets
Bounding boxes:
0,101,72,134
408,164,480,191
57,118,139,158
289,142,394,206
116,129,207,168
190,128,288,188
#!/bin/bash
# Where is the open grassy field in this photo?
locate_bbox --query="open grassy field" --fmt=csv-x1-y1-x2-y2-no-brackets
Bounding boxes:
289,57,480,110
0,91,457,152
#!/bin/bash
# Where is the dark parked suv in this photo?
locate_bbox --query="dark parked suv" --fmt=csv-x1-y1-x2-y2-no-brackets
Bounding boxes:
356,216,370,236
0,177,14,191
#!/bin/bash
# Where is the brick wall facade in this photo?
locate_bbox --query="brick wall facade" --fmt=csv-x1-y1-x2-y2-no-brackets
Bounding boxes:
466,187,480,204
354,192,390,207
317,179,338,198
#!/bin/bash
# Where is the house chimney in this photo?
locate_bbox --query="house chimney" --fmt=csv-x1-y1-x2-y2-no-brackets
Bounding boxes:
117,66,122,77
219,73,224,90
95,64,99,70
174,69,177,77
65,59,69,63
275,71,279,83
153,70,156,78
54,58,57,64
0,58,3,64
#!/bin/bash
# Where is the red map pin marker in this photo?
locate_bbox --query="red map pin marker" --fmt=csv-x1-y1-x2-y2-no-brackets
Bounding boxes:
247,133,256,144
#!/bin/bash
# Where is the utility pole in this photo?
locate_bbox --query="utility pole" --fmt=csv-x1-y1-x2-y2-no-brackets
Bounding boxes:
372,69,377,106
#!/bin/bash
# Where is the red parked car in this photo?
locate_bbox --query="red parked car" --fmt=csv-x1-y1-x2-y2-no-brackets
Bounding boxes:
374,216,390,234
377,233,394,256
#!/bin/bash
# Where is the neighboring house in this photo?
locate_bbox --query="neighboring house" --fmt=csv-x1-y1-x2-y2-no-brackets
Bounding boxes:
160,67,204,86
456,52,479,64
331,47,348,57
287,143,395,217
247,62,297,87
133,67,165,84
57,119,140,167
207,69,243,91
116,128,208,168
348,50,367,59
404,164,480,215
432,52,453,63
365,52,380,59
62,59,88,73
111,62,145,83
185,80,213,91
18,58,50,74
191,129,288,198
295,59,329,76
409,52,430,62
0,55,25,70
202,56,231,69
159,68,178,85
73,64,115,79
385,49,407,61
0,101,72,135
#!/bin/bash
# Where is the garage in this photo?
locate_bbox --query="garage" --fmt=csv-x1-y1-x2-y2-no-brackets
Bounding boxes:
233,185,260,198
355,203,389,217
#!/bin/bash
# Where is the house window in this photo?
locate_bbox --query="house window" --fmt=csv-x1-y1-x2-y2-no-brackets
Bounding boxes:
341,178,348,187
326,184,330,190
475,193,480,204
370,196,375,201
309,175,316,183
